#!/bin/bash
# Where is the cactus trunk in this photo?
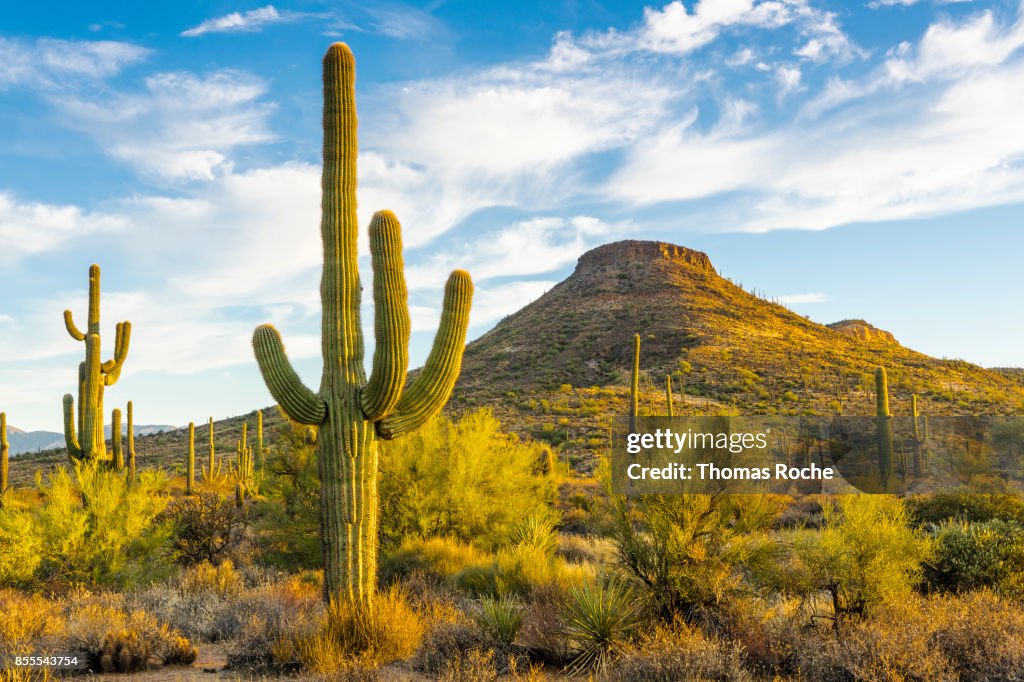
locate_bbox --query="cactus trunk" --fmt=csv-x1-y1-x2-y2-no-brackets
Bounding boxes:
875,367,894,488
630,334,640,431
186,422,195,496
208,417,215,479
252,43,472,604
111,408,124,471
62,264,131,463
127,401,136,483
665,374,674,418
255,410,264,474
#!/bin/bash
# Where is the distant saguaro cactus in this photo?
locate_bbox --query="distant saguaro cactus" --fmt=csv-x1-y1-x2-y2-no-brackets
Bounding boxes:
231,422,255,501
62,264,131,462
186,422,196,496
1,412,8,495
630,334,640,431
126,401,136,483
251,43,473,603
875,367,894,488
111,408,124,471
665,374,674,418
255,410,264,474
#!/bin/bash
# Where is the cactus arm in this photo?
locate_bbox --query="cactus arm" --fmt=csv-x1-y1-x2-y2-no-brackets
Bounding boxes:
253,324,326,425
360,210,411,421
63,394,84,460
376,270,472,440
101,321,131,376
64,310,85,341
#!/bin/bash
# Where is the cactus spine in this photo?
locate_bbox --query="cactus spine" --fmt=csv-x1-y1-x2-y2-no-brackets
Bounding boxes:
251,43,473,604
186,422,196,495
875,367,894,488
126,401,136,483
62,264,131,463
1,412,8,495
111,408,124,471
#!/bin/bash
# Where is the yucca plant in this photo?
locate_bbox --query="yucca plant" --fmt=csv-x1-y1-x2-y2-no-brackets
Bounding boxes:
560,577,638,676
510,514,558,556
475,594,525,647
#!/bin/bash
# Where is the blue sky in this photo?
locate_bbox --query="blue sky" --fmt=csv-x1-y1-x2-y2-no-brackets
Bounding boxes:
1,0,1022,430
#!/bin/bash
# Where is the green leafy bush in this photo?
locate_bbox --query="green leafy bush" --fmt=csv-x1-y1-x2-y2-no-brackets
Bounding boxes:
474,595,524,647
0,463,171,588
908,493,1024,526
379,409,556,550
789,496,932,618
925,519,1024,597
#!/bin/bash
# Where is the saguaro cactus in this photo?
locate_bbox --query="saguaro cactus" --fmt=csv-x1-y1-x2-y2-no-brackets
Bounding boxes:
62,264,131,462
127,401,136,482
111,408,124,471
186,422,196,495
201,418,222,484
665,374,674,418
1,412,8,495
251,43,473,603
231,423,255,503
255,410,264,474
875,367,894,488
630,334,640,430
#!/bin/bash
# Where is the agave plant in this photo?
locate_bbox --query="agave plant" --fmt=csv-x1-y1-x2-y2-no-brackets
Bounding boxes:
560,576,639,675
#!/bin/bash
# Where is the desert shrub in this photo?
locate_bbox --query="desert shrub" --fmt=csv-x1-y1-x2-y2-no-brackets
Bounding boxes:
437,648,499,682
0,590,65,653
561,577,639,675
163,494,248,566
63,601,197,672
0,464,172,588
928,589,1024,681
788,495,932,618
292,585,425,672
925,519,1024,596
475,595,525,647
379,409,557,550
794,597,952,681
609,619,750,682
605,483,785,619
179,558,245,597
908,492,1024,526
381,536,487,584
413,619,489,675
253,413,321,570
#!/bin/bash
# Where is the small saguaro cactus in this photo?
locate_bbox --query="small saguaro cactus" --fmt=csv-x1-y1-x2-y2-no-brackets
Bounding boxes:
255,410,264,474
230,423,255,500
186,422,196,496
630,334,641,430
202,417,223,483
1,412,8,495
111,408,124,471
62,264,131,463
665,374,674,418
251,43,473,604
911,394,929,475
126,401,136,483
875,367,894,488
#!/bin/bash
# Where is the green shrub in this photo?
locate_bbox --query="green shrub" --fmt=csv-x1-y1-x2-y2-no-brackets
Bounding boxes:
474,595,524,647
164,494,248,566
379,409,556,551
0,463,171,588
789,496,932,618
908,493,1024,526
610,620,749,682
925,519,1024,596
381,537,488,584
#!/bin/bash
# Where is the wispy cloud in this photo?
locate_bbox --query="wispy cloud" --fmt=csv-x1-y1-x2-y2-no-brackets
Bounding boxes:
0,37,148,89
777,292,829,304
181,5,310,37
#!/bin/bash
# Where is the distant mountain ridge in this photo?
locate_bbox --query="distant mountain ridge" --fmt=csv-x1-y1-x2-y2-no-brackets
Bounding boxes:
6,424,177,457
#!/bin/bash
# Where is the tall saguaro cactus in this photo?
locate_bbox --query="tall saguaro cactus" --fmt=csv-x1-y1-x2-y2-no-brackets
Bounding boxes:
1,412,8,495
252,43,473,603
186,422,196,496
630,334,640,431
875,367,894,488
665,374,674,418
62,264,131,462
255,410,264,474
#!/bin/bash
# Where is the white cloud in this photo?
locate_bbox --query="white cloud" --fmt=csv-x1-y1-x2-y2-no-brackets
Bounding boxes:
777,292,829,304
726,46,756,65
0,37,148,89
181,5,306,37
0,192,129,262
56,69,275,180
775,64,803,97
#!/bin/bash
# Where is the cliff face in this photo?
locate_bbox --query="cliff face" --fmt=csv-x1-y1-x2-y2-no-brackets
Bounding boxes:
828,319,898,345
